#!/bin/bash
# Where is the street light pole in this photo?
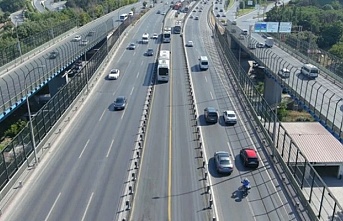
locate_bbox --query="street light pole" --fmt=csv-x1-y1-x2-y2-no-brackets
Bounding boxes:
24,66,44,166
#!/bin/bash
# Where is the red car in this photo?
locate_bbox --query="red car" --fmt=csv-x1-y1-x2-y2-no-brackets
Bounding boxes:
240,148,259,168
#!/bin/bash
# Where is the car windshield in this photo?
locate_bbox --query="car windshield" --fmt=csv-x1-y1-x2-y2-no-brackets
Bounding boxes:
116,98,124,103
227,114,235,117
208,112,217,117
220,159,231,165
248,158,258,163
111,70,118,73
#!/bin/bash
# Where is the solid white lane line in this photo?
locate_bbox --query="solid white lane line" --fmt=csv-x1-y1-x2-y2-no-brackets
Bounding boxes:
44,192,61,221
210,91,213,100
81,192,94,221
227,142,235,160
106,139,114,158
99,109,106,122
79,139,90,159
130,87,134,95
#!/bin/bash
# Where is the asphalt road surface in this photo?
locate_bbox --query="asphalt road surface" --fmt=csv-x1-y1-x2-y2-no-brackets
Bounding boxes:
0,3,143,118
225,2,342,139
0,5,165,221
130,9,210,221
184,2,301,220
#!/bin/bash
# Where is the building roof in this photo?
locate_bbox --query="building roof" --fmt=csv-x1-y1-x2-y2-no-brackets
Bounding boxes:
281,122,343,164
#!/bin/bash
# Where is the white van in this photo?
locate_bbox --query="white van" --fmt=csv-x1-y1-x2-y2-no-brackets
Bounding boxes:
265,37,274,48
199,56,209,70
301,64,319,79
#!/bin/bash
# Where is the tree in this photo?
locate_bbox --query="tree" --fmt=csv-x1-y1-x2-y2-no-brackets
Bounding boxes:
142,1,147,8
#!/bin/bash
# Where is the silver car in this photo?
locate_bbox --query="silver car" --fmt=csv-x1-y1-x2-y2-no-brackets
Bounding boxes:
214,151,234,174
278,68,290,79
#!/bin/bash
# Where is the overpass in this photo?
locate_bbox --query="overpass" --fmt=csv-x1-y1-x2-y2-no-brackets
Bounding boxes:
222,21,343,142
0,4,139,122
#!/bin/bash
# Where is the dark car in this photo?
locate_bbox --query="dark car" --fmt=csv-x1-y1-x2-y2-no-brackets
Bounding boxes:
87,31,96,37
146,48,154,56
214,151,234,174
240,148,259,168
49,51,59,59
204,107,218,124
114,96,127,110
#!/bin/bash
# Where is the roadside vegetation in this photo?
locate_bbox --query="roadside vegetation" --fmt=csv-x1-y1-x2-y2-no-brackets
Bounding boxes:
265,0,343,59
0,0,137,52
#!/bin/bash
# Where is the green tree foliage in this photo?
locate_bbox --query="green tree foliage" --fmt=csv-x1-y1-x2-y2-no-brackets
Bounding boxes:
142,1,148,7
317,22,343,49
4,120,27,138
329,42,343,58
277,102,288,121
265,1,343,56
0,0,26,13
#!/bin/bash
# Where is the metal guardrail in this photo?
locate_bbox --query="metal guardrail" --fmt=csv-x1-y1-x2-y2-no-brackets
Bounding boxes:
213,16,343,221
222,22,342,142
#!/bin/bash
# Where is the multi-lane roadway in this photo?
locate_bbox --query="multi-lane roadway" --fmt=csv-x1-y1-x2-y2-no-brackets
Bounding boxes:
130,11,210,221
0,4,165,221
223,2,342,139
0,3,142,120
1,2,308,221
184,1,300,220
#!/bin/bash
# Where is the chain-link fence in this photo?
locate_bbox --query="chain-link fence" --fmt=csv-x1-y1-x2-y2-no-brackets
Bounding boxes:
223,22,343,141
0,20,78,68
0,17,133,190
0,16,130,119
214,21,343,221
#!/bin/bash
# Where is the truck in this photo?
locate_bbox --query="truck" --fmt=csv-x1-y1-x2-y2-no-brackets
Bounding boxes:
265,37,274,48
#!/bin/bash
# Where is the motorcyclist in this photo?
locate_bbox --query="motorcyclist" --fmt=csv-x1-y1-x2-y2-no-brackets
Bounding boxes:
241,178,251,189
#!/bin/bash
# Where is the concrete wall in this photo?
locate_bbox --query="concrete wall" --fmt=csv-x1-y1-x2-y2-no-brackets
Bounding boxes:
264,76,282,107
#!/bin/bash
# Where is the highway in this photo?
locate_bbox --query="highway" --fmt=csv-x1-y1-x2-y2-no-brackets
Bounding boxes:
0,3,142,119
184,1,300,220
130,10,209,220
224,2,343,139
0,5,165,221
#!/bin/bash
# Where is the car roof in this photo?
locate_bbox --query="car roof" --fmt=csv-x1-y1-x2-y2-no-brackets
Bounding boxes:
281,68,290,72
224,110,235,114
116,96,126,100
243,148,257,158
215,151,230,157
206,107,216,112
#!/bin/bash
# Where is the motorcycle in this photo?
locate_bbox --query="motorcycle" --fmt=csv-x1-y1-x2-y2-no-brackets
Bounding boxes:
241,179,251,196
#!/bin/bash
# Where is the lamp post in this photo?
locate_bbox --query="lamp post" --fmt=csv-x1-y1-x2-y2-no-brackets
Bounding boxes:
24,66,44,165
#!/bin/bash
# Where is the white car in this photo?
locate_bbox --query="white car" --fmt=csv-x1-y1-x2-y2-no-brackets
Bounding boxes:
186,41,194,47
152,33,159,39
256,42,265,48
73,35,81,42
108,69,120,80
80,39,88,46
223,110,237,125
278,68,290,79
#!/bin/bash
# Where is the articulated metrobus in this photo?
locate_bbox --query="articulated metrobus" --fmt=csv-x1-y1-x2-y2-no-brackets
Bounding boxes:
157,50,171,82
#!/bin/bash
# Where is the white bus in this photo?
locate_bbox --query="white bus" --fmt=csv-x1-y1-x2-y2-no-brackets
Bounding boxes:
119,13,128,21
163,30,171,43
157,50,171,82
142,33,149,44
